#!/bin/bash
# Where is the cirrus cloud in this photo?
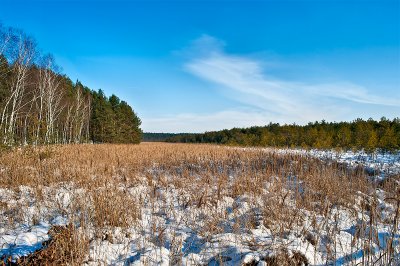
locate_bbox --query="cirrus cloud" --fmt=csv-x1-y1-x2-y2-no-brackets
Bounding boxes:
184,36,399,125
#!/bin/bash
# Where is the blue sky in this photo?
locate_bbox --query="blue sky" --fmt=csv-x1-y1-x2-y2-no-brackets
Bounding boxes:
1,0,399,132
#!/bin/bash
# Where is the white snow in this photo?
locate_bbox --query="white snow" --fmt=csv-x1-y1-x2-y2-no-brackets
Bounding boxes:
268,148,400,178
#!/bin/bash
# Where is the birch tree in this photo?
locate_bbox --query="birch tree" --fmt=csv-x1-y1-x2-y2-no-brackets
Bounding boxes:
0,24,15,74
0,30,36,145
71,85,91,143
42,56,63,144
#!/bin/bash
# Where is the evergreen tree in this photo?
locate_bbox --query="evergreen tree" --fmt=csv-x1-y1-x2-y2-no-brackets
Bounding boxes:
90,91,141,144
336,125,352,148
379,126,398,152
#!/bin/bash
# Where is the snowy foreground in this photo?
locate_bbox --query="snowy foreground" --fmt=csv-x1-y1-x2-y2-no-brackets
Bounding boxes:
0,145,399,265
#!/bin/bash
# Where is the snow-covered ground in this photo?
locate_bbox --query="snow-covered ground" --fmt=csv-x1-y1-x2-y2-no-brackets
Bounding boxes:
1,147,399,265
276,148,400,178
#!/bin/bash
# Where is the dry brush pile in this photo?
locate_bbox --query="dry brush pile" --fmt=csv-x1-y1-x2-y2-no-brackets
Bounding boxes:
0,143,399,265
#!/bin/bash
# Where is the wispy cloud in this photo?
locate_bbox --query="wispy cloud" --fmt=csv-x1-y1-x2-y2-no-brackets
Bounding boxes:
304,83,400,106
141,36,399,132
183,36,399,125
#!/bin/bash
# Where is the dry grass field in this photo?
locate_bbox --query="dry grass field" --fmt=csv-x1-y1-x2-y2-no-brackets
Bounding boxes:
0,143,399,265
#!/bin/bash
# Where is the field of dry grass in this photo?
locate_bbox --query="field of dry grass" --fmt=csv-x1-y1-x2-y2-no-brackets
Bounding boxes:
0,143,399,265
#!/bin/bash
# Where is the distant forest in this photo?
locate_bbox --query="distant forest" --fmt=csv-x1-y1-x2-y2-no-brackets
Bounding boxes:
0,24,141,145
166,118,400,152
142,133,191,142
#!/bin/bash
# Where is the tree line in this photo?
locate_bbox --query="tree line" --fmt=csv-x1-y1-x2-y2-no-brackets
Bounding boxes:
0,23,141,146
142,133,191,142
166,118,400,152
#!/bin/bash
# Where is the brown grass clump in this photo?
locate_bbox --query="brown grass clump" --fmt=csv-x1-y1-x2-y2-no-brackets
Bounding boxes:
262,249,309,266
91,186,140,228
9,224,88,266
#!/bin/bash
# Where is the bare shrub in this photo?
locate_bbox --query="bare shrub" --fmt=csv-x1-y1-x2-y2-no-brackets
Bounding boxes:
91,186,140,228
12,224,88,265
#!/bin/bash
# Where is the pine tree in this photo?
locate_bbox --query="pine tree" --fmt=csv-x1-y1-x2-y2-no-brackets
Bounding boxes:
379,126,398,152
366,130,378,153
337,125,352,149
